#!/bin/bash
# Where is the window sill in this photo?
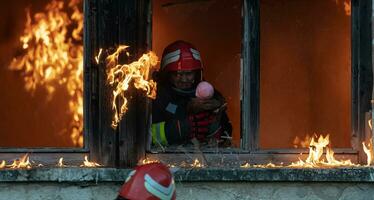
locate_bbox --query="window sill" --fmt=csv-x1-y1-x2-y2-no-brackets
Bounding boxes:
0,167,374,182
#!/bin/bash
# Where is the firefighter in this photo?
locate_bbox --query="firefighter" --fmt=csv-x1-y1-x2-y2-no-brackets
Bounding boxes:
116,162,176,200
151,40,232,147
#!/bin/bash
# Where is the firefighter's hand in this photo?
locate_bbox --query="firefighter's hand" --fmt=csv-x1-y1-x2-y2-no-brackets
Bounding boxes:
187,98,222,114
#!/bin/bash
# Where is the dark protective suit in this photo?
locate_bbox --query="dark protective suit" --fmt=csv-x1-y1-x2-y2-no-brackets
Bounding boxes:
151,83,232,146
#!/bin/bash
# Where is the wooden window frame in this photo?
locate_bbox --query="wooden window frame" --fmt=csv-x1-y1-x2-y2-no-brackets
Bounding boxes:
240,0,373,163
1,0,370,168
146,0,373,166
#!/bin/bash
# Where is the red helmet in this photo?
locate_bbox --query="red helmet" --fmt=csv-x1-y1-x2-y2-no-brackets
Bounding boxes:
118,162,176,200
161,40,203,72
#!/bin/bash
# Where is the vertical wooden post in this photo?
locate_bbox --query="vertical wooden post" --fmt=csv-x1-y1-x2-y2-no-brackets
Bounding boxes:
352,0,373,164
117,0,151,168
85,0,150,167
242,0,260,151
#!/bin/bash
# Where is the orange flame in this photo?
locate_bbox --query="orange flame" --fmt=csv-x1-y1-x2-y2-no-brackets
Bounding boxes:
362,142,373,166
240,162,250,168
140,158,159,165
80,156,101,167
289,134,358,168
9,154,32,169
190,158,204,168
0,161,6,169
334,0,351,16
106,45,158,128
95,48,103,64
57,157,66,167
9,0,83,147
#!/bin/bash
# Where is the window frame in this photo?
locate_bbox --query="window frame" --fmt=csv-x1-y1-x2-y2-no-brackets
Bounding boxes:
0,0,371,168
241,0,373,163
146,0,373,165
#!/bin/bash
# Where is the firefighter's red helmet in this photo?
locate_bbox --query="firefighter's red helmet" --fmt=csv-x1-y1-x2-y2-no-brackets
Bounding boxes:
118,162,176,200
161,40,203,72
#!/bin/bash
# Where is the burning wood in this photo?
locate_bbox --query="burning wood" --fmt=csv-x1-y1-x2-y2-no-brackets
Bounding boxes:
80,156,101,167
105,45,158,128
9,0,84,147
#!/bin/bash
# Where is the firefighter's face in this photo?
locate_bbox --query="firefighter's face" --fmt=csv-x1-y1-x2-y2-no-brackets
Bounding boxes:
170,70,196,89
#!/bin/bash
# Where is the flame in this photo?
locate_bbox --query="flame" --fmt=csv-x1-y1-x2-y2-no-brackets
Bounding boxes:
9,154,32,169
289,134,358,168
293,134,311,148
141,158,159,165
95,48,103,64
190,159,204,168
106,46,159,128
240,162,250,168
334,0,351,16
362,142,373,166
253,162,280,168
57,157,67,167
369,119,372,131
0,161,6,169
9,0,83,147
80,156,101,167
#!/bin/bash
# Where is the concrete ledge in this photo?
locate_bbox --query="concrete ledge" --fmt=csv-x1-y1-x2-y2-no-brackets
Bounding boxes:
1,167,374,182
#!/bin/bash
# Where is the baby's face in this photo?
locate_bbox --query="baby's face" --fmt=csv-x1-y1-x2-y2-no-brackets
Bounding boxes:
170,70,196,90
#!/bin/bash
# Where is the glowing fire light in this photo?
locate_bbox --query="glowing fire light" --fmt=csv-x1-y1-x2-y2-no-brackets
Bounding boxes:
289,134,358,168
9,0,84,147
141,158,159,165
95,48,103,64
334,0,351,16
9,154,32,169
190,159,204,168
80,156,101,167
106,45,158,128
240,162,250,168
293,134,311,148
0,161,6,169
362,118,374,166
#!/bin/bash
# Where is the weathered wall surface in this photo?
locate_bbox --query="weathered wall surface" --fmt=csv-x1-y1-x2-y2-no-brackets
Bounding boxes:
0,182,374,200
